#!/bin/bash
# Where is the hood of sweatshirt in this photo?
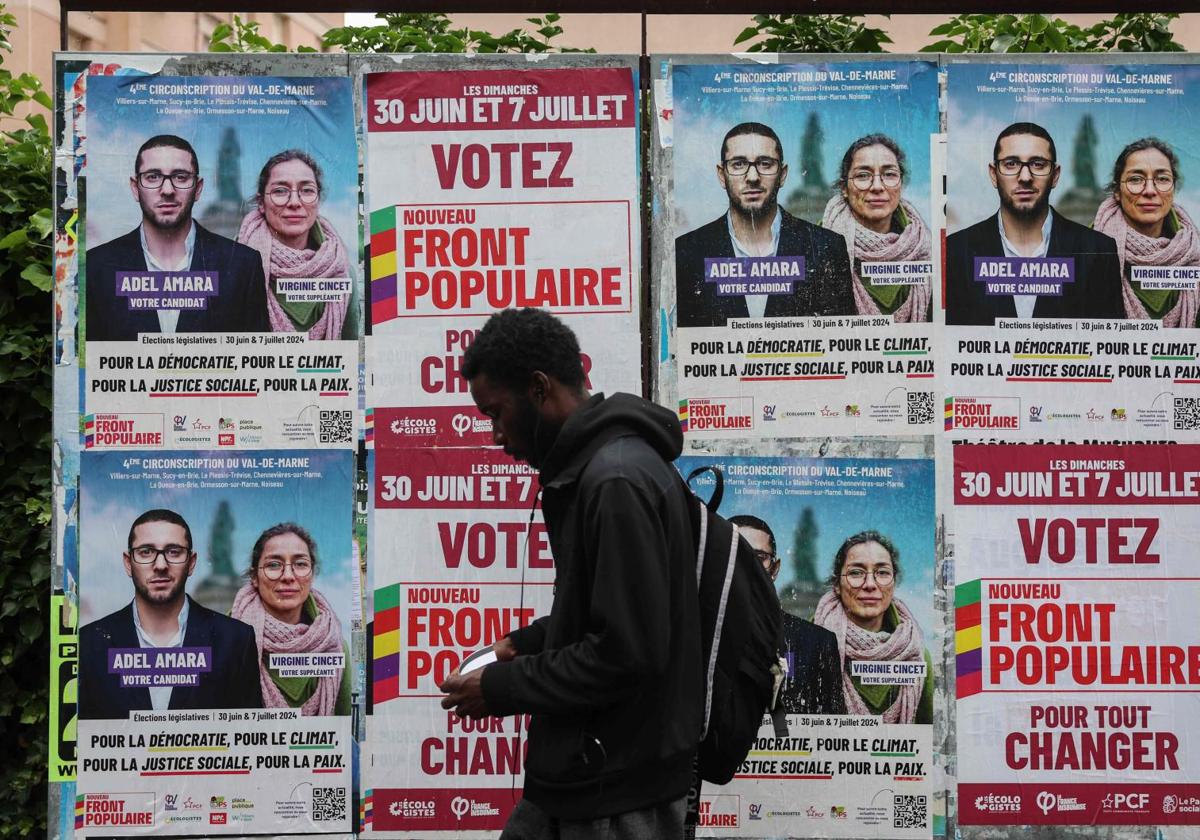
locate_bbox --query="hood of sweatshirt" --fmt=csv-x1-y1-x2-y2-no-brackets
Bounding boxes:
538,393,683,488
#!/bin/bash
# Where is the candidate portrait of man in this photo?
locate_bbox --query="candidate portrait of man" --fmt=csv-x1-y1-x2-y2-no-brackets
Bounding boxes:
674,122,854,328
78,508,262,719
730,514,846,716
946,121,1124,325
85,134,270,341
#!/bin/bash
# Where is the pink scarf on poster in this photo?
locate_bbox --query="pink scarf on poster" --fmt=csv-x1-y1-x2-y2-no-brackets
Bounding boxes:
821,194,932,323
813,589,924,723
231,582,344,716
238,209,350,339
1093,196,1200,327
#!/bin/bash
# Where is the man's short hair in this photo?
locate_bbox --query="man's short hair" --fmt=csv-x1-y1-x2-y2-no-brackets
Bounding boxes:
992,122,1056,164
135,135,200,175
461,308,585,391
721,122,784,163
730,514,776,554
127,508,193,552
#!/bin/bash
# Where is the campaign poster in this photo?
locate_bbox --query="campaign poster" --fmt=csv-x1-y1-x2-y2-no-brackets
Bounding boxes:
81,75,359,449
946,60,1200,441
953,444,1200,825
363,61,641,439
363,447,552,837
665,60,940,437
676,454,935,838
75,449,354,835
50,593,79,783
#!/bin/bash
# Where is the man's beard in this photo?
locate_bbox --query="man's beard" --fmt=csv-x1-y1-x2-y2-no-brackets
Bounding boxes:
141,195,196,233
999,185,1051,220
729,180,782,221
133,572,188,607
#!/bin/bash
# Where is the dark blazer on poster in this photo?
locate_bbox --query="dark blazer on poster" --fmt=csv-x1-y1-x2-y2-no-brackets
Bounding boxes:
674,209,855,327
78,596,263,719
945,209,1125,325
85,223,271,341
779,613,846,715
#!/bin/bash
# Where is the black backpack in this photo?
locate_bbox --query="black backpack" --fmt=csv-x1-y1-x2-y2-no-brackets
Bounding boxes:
681,465,787,785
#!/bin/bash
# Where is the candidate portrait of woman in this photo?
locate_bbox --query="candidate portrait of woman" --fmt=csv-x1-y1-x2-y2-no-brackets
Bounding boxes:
238,149,353,339
813,530,933,724
1093,137,1200,327
231,523,351,716
822,134,932,322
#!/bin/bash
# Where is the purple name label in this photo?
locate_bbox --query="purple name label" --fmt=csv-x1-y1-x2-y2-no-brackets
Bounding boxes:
116,271,219,311
973,257,1074,296
704,256,804,296
109,646,212,687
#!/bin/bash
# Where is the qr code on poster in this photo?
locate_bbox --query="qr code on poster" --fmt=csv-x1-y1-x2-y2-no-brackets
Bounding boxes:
893,794,927,829
1174,397,1200,430
319,410,353,443
907,392,935,425
312,787,346,823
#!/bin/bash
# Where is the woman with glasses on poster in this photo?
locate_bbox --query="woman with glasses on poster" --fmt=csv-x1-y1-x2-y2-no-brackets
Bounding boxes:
821,134,932,322
238,150,353,339
231,523,351,716
813,531,933,724
1093,137,1200,327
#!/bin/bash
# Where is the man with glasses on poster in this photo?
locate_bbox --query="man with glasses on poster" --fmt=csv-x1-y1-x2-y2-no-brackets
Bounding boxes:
85,134,270,340
675,122,853,327
946,121,1124,325
79,508,262,719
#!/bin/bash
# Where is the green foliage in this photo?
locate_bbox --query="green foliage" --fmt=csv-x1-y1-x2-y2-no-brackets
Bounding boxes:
0,4,52,837
733,14,892,54
1081,13,1184,52
921,13,1183,53
322,12,592,54
209,14,318,53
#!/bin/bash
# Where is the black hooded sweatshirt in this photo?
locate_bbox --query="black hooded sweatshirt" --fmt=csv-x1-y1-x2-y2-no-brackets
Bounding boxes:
480,392,702,820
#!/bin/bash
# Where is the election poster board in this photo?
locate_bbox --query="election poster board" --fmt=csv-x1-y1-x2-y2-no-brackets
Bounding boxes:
362,59,642,437
75,449,354,835
659,58,940,438
363,446,552,837
676,454,935,838
945,59,1200,441
80,74,360,450
953,444,1200,826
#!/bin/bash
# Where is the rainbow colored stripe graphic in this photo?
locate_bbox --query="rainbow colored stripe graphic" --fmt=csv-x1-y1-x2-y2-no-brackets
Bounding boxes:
370,207,398,325
955,579,983,698
361,789,373,828
365,408,375,445
83,414,95,448
74,795,85,829
374,583,400,703
943,397,954,431
678,400,689,433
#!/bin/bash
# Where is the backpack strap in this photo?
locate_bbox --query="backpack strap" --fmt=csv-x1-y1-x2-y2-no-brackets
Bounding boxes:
700,522,740,739
685,465,724,512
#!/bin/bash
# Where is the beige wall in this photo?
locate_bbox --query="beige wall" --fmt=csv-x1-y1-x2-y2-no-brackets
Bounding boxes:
4,1,342,96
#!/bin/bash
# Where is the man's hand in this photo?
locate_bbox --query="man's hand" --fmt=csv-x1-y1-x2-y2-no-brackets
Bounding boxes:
439,669,489,719
494,636,517,662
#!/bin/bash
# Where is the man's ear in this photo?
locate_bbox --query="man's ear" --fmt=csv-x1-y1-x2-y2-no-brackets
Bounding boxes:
530,371,551,405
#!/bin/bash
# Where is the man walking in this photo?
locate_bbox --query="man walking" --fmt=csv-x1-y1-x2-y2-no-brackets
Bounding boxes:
439,308,701,839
